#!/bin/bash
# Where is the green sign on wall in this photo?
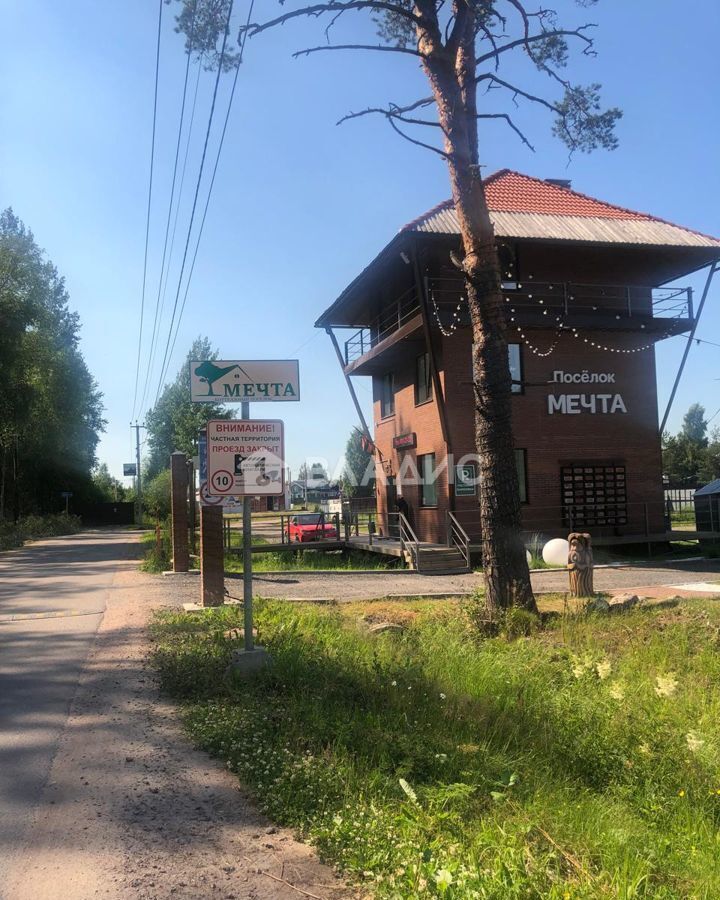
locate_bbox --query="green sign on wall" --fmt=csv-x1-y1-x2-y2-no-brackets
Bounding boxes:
455,464,477,497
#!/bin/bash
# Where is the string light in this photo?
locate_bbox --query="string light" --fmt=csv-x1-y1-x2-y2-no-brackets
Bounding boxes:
433,274,676,356
431,288,465,337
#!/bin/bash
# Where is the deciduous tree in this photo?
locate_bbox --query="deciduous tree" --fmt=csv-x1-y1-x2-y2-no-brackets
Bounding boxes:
145,336,231,478
0,209,105,518
341,429,375,498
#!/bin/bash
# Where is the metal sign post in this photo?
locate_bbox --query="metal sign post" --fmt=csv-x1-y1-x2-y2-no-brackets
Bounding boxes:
205,416,285,673
241,401,254,653
192,359,297,675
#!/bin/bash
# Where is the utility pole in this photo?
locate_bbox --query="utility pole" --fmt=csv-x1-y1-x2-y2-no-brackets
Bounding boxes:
132,423,144,527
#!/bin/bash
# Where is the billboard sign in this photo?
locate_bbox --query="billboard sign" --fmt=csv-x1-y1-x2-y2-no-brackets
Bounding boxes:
190,360,299,403
123,463,137,477
206,420,284,496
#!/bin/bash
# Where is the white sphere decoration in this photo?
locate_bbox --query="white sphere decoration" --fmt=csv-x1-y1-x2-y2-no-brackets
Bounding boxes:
542,538,569,567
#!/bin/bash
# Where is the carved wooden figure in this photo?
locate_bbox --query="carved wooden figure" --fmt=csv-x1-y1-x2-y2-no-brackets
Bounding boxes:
568,532,594,597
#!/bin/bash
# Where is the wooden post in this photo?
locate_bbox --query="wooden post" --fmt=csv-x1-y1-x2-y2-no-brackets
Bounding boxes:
568,532,594,597
200,504,224,607
170,451,190,573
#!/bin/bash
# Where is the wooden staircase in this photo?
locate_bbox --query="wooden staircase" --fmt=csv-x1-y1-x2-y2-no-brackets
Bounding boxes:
413,545,471,575
400,512,472,575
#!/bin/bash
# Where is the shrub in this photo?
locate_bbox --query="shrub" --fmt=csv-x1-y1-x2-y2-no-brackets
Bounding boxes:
0,513,82,550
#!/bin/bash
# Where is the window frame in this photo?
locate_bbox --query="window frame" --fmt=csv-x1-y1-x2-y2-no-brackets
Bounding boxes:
414,352,433,406
515,448,528,504
509,343,523,395
379,372,395,419
419,452,439,508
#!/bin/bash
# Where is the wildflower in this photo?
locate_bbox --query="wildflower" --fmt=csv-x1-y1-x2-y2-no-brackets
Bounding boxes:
686,731,705,753
678,789,686,797
435,869,453,890
609,682,625,701
596,659,612,680
398,778,418,804
391,680,397,687
654,674,678,698
439,692,447,700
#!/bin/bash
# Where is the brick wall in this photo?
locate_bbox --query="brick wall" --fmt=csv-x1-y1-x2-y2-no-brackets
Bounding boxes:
372,326,664,543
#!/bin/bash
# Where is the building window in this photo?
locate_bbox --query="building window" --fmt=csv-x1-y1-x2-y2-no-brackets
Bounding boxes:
470,343,523,393
380,373,394,418
560,463,627,528
419,453,438,507
415,352,433,405
509,343,522,394
515,449,528,503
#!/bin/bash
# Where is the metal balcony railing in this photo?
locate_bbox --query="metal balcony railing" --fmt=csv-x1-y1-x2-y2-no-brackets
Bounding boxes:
342,280,693,365
344,284,420,364
430,278,693,326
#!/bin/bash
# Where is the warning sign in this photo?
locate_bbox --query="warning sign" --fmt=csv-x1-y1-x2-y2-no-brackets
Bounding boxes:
206,420,284,496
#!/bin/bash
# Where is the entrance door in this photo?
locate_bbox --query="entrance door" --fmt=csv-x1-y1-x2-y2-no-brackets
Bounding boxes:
386,477,398,538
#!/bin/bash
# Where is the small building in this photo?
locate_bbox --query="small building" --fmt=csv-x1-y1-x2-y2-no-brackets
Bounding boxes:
693,479,720,534
316,170,720,545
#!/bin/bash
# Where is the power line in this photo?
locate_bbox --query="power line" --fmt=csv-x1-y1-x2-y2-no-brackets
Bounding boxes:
140,62,204,420
153,0,237,406
131,0,164,422
138,9,199,419
163,0,256,374
693,336,720,350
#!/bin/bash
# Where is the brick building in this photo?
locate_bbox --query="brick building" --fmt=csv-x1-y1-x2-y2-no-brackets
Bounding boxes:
316,170,720,545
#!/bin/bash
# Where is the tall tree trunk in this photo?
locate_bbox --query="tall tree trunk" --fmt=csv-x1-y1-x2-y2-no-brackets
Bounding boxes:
0,446,6,520
417,8,536,612
12,436,20,524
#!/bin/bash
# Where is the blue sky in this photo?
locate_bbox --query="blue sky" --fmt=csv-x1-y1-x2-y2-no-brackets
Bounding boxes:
1,0,718,482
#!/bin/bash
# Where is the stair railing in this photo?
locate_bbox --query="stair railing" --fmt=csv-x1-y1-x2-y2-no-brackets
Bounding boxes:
447,511,471,569
398,512,422,572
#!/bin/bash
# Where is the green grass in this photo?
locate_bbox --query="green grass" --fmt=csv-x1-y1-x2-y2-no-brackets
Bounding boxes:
224,547,401,573
141,522,400,574
140,524,172,573
151,595,720,898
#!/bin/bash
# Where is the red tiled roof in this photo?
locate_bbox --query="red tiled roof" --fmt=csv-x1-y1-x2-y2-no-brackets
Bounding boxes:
402,169,668,232
482,169,652,219
400,168,720,246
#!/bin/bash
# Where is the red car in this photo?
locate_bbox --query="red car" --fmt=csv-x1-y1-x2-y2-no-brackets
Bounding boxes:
286,513,338,543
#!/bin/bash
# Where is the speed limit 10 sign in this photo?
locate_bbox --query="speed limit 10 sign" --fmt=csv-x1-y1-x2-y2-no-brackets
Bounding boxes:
206,419,284,496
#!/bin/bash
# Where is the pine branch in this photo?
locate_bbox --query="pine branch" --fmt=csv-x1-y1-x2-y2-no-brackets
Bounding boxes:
292,43,422,59
475,26,596,70
240,2,422,39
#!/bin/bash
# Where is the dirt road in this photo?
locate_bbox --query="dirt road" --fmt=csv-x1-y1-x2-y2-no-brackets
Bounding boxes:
0,531,349,900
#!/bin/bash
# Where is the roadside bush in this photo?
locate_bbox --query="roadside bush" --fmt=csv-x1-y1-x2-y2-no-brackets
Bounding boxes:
140,521,172,573
143,469,172,520
0,513,82,550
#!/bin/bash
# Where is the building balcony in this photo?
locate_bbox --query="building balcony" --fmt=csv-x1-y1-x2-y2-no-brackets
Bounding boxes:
343,279,693,372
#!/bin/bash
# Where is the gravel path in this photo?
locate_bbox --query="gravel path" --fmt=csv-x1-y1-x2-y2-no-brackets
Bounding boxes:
3,534,352,900
167,558,720,604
